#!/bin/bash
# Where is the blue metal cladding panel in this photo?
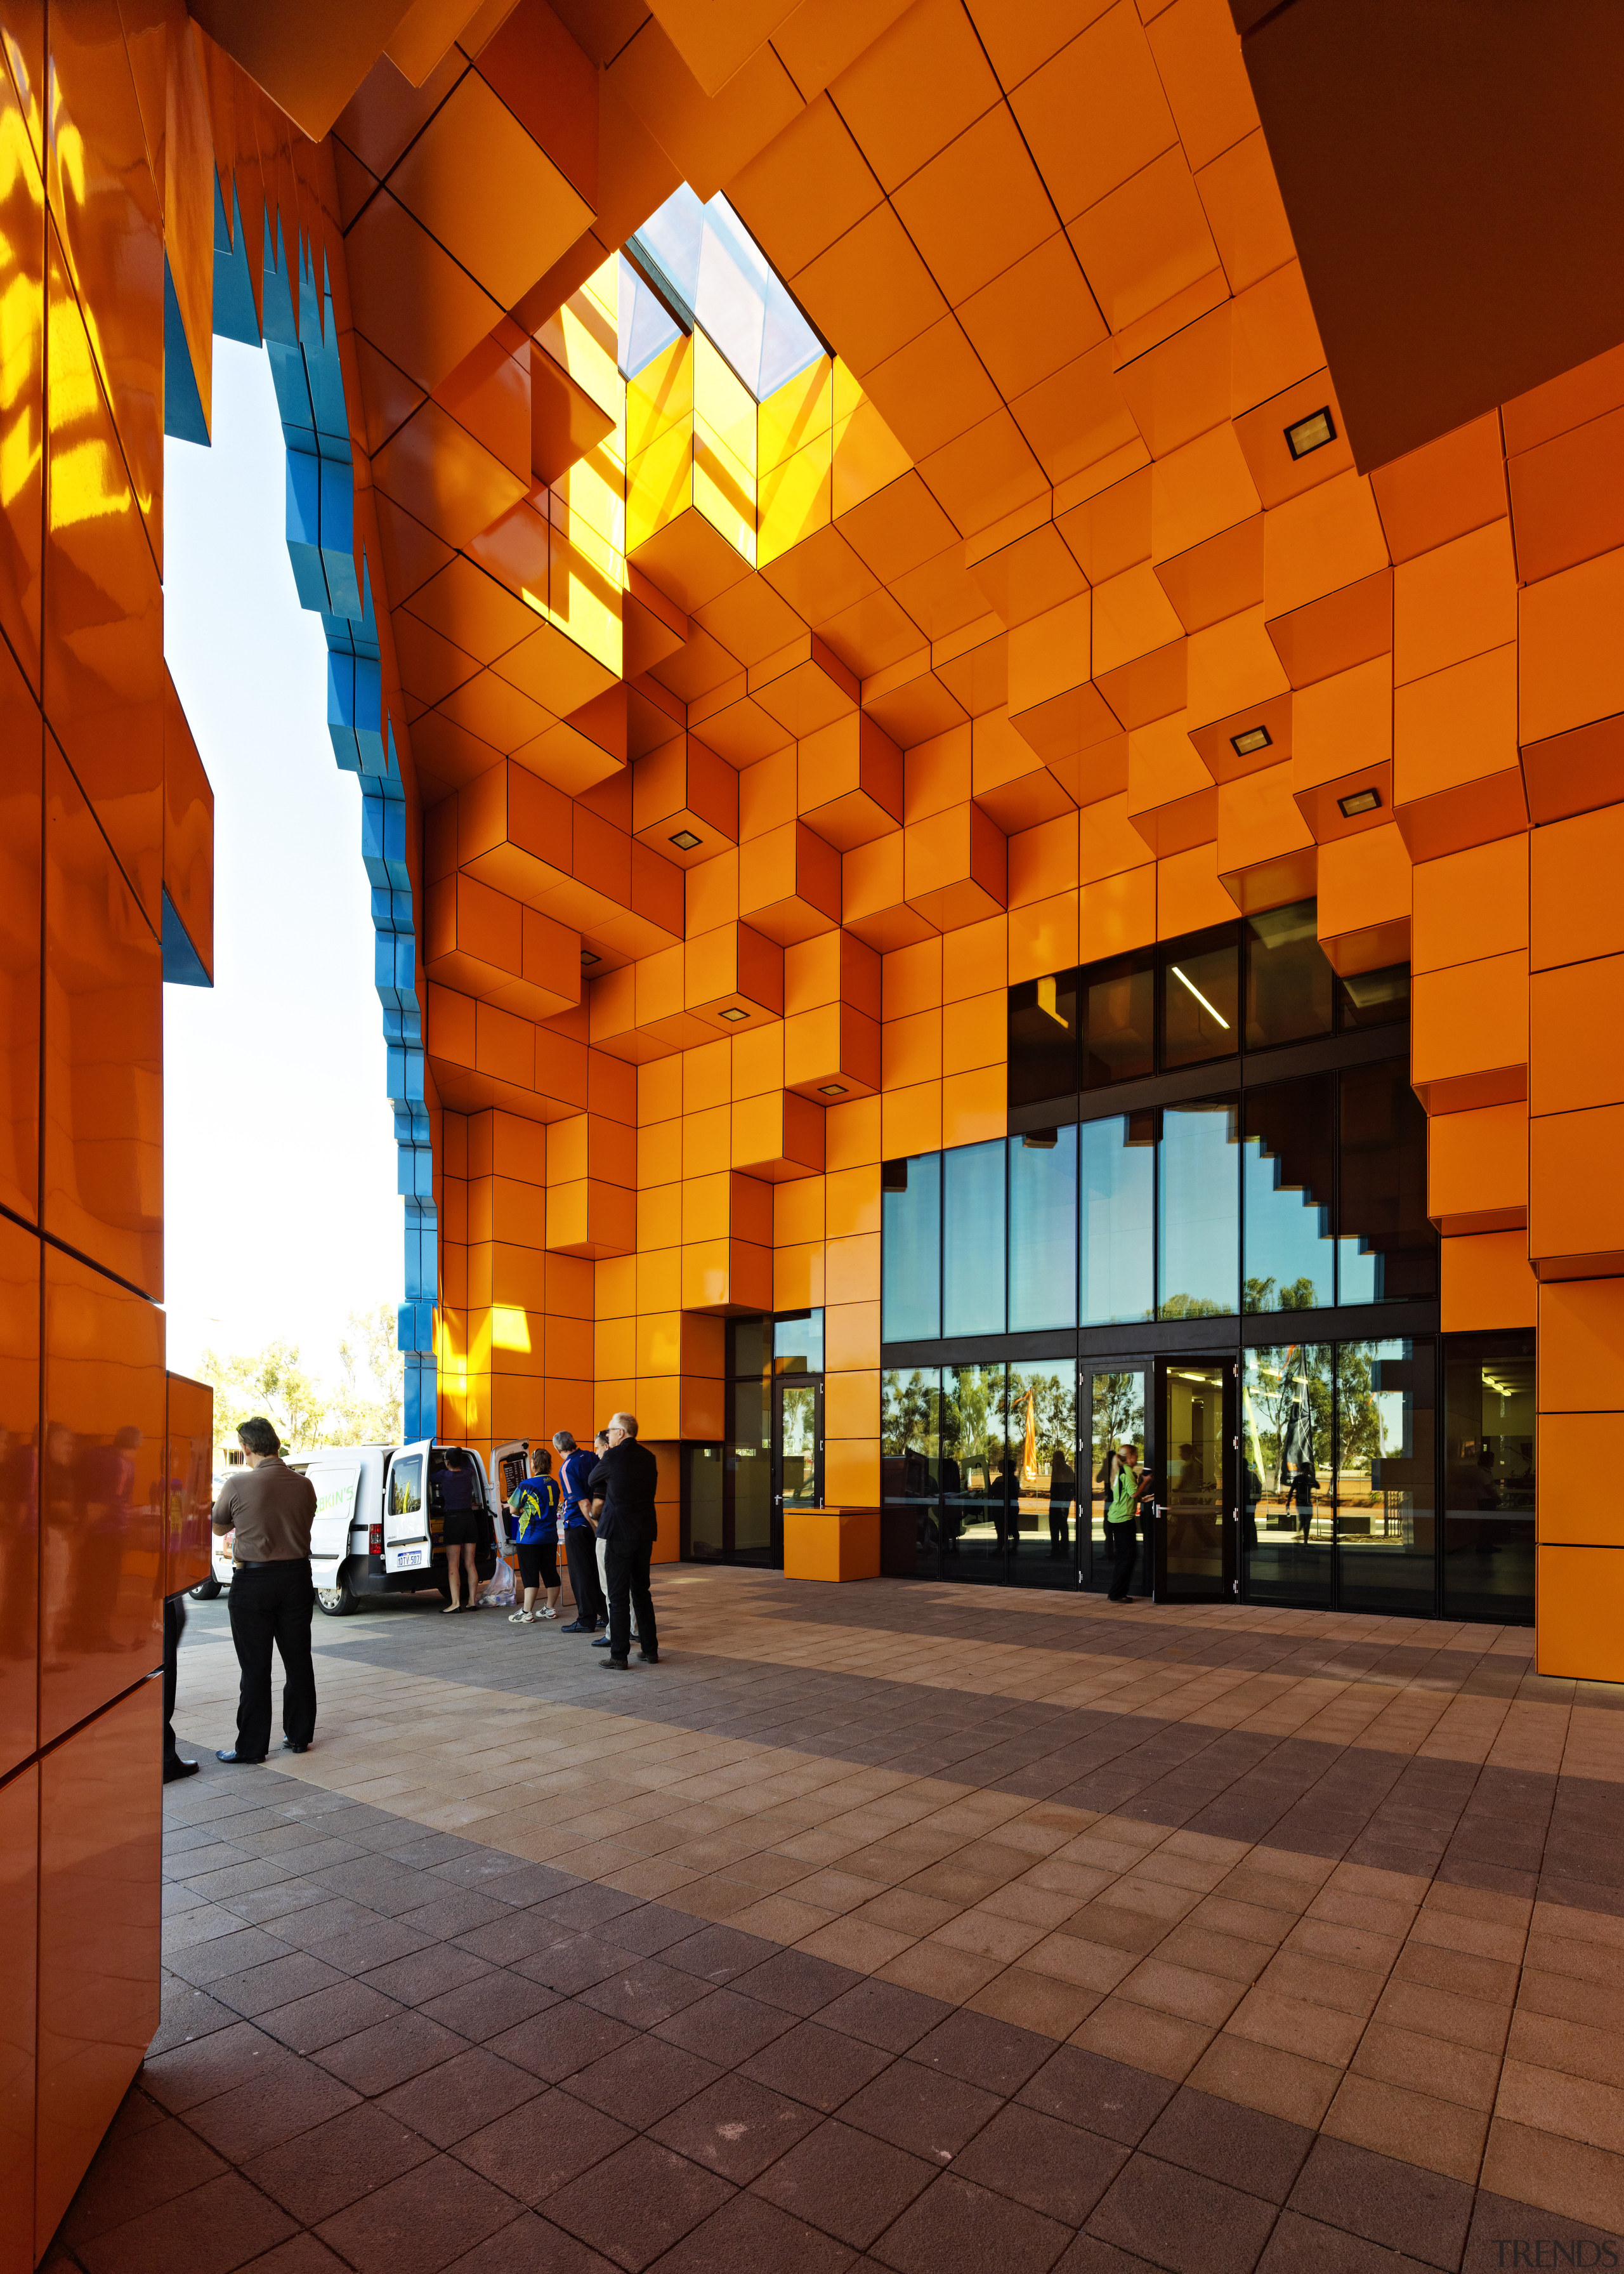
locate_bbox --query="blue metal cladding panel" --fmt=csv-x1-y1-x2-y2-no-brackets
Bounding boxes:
213,210,438,1415
163,256,209,443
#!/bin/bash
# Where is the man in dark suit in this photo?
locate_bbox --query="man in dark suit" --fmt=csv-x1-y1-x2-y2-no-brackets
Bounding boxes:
587,1412,659,1671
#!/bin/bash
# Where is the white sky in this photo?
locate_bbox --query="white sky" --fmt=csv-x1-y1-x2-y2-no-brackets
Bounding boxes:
162,339,401,1384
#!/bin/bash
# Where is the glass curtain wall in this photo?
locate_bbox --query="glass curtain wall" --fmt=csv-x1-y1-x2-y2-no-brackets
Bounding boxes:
1334,1339,1436,1613
1005,1358,1078,1586
1080,1115,1153,1325
1085,1370,1148,1587
1158,1103,1240,1319
882,1154,940,1341
944,1141,1005,1336
941,1362,1007,1581
1443,1337,1535,1620
1009,1129,1077,1332
1243,1343,1334,1605
881,1367,943,1579
888,1360,1079,1584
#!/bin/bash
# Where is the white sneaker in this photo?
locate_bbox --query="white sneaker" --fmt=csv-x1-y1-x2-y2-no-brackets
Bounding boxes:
540,1606,558,1619
509,1609,533,1624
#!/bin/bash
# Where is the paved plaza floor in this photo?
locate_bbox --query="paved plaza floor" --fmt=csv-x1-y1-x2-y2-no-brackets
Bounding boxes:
44,1568,1624,2272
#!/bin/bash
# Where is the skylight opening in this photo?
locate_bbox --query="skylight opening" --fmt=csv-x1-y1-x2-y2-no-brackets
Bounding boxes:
617,183,825,402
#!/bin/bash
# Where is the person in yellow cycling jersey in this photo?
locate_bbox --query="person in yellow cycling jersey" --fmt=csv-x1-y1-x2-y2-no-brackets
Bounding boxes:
507,1451,563,1625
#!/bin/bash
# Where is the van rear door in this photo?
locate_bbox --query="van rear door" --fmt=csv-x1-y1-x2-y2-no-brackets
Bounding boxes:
490,1441,528,1520
308,1464,363,1586
383,1442,433,1575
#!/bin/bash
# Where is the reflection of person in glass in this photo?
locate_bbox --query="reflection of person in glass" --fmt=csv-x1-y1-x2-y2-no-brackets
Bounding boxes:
1049,1447,1075,1557
0,1426,38,1684
1105,1441,1151,1603
1290,1460,1315,1544
73,1423,142,1653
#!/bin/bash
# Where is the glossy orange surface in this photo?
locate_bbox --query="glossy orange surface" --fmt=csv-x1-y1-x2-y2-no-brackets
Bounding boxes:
163,1370,214,1598
34,1681,161,2258
40,1242,164,1746
0,36,44,693
0,1759,37,2274
0,632,41,1224
42,740,162,1298
0,1213,39,1782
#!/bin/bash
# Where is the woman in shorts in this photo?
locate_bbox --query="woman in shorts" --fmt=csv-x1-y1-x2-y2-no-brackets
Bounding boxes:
439,1448,482,1612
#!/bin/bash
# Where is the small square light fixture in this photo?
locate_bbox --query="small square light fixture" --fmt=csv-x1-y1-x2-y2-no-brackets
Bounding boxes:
1230,724,1272,758
1337,786,1382,818
580,949,600,965
669,829,702,850
718,1005,749,1022
1285,405,1337,460
818,1083,847,1096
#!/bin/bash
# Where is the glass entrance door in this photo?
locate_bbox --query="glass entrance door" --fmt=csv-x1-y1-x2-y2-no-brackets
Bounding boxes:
775,1377,822,1560
1082,1365,1150,1593
1156,1358,1235,1601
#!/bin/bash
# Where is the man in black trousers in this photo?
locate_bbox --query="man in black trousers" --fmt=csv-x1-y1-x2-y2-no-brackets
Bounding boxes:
211,1417,318,1762
588,1412,659,1671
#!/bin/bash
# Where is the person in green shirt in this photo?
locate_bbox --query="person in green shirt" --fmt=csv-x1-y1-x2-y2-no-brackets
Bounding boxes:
1104,1441,1152,1603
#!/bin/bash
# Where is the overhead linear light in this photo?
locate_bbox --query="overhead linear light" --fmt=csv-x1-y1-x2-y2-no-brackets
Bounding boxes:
1285,405,1337,460
818,1083,847,1096
1231,725,1273,758
1338,786,1382,818
669,829,702,850
718,1005,749,1021
1170,964,1230,1030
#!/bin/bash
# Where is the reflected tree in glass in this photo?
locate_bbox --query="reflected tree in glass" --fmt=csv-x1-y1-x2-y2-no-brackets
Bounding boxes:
1335,1339,1436,1614
1242,1344,1333,1607
881,1367,942,1579
941,1362,1006,1578
1085,1370,1145,1587
1003,1361,1078,1575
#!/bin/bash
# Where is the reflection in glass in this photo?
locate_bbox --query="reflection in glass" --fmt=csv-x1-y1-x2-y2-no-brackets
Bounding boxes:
882,1153,940,1341
1245,902,1335,1050
1335,1339,1436,1613
1337,963,1410,1030
1443,1341,1535,1622
1337,1061,1434,1304
882,1367,943,1579
686,1443,724,1560
1086,1370,1146,1593
943,1141,1005,1337
773,1310,823,1374
941,1363,1006,1582
1082,952,1154,1088
1242,1344,1333,1607
1163,932,1240,1070
729,1377,773,1561
780,1383,820,1513
1243,1077,1333,1312
1080,1115,1153,1325
1009,969,1079,1110
731,1317,769,1381
1158,1102,1239,1318
1004,1360,1077,1589
1010,1128,1077,1332
1162,1362,1228,1596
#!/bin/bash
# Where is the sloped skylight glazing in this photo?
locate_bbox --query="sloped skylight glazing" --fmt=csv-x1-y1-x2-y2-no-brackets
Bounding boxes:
617,184,824,400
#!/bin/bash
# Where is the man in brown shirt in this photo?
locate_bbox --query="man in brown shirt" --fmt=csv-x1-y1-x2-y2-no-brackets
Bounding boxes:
212,1417,319,1763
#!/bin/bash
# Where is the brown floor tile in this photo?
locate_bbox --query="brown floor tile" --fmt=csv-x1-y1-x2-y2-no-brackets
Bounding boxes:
648,2072,823,2183
733,1947,863,2018
1352,2019,1502,2112
1496,2058,1624,2157
870,2170,1074,2274
1086,2152,1278,2274
185,2060,361,2162
1072,1995,1213,2084
1115,1956,1248,2030
75,2171,299,2274
1255,2208,1439,2274
1394,1940,1521,2006
798,1916,916,1973
235,2237,353,2274
1281,1916,1405,1976
1023,1933,1139,1995
242,2103,437,2225
1374,1976,1512,2056
1154,1924,1274,1987
1184,2034,1342,2131
644,2190,856,2274
311,2010,468,2096
377,2047,544,2146
749,2117,937,2251
1295,2136,1479,2266
561,2032,720,2130
838,2056,1001,2162
487,2000,636,2084
142,2021,298,2115
739,2016,896,2112
315,2153,525,2274
952,2103,1128,2226
1462,2187,1624,2274
967,1965,1100,2041
1141,2085,1315,2205
451,2083,631,2204
1018,2046,1177,2147
60,2103,229,2245
540,2137,735,2271
1258,1949,1384,2020
1225,1984,1366,2069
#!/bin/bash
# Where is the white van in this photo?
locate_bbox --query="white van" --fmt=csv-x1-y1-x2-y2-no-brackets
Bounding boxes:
202,1438,531,1615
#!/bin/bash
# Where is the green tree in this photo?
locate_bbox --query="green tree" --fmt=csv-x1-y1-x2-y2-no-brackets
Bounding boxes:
329,1303,405,1445
197,1339,327,1453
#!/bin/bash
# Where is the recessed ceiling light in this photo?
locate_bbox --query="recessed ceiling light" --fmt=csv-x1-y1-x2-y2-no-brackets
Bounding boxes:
669,829,701,850
818,1083,846,1096
1285,405,1337,460
718,1005,749,1022
580,949,600,965
1231,725,1272,758
1338,786,1382,817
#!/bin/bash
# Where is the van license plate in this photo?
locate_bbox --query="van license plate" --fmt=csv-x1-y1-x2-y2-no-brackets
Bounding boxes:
395,1549,422,1568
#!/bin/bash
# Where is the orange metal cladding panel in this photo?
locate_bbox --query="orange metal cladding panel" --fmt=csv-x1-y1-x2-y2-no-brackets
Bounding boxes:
43,229,163,930
0,41,43,690
1538,1277,1624,1411
0,634,41,1224
43,743,162,1297
41,1245,164,1746
0,1761,36,2274
164,1372,214,1598
0,1214,39,1781
34,1682,161,2257
1536,1546,1624,1682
